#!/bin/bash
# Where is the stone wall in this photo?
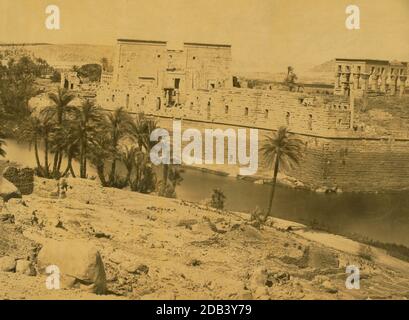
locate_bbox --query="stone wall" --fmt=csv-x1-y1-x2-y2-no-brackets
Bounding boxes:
149,117,409,192
97,85,352,138
298,137,409,192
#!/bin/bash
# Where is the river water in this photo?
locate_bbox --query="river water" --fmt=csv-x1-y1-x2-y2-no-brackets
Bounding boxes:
3,139,409,247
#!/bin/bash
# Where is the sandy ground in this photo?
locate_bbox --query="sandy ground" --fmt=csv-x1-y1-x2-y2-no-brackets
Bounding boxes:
1,177,409,300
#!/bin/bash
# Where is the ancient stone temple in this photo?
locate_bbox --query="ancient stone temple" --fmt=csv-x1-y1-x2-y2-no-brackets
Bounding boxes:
60,71,81,91
334,58,408,97
110,39,232,101
96,39,409,192
97,39,350,137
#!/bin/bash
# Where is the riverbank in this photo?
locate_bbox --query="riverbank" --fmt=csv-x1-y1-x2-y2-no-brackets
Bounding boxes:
2,176,409,299
181,160,308,190
4,139,409,249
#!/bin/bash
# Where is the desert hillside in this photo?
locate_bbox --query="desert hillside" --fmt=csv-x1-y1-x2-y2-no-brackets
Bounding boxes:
1,176,409,300
0,44,114,67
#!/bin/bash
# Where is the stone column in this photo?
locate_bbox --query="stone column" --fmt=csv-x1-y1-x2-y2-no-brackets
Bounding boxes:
340,73,346,95
371,74,379,91
335,73,341,90
361,73,369,111
399,76,407,97
164,89,169,106
342,72,351,96
361,74,369,92
380,73,387,93
350,89,355,130
353,73,360,90
390,75,397,95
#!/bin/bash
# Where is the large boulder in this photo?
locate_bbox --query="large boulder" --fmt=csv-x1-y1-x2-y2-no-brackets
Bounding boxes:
249,266,269,289
0,256,16,272
15,259,36,276
37,240,107,294
0,176,22,202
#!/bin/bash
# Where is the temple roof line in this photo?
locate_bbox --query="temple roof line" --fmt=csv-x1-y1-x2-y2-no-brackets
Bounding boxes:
117,39,167,45
116,38,231,48
336,58,408,66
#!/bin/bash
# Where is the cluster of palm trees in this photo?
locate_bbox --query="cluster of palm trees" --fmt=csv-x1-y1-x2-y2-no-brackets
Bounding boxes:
8,87,303,211
19,88,180,196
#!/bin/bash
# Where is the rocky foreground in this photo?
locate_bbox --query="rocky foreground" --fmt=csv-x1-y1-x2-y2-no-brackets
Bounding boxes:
1,177,409,300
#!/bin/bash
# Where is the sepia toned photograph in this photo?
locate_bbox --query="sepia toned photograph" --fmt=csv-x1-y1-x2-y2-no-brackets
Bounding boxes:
1,0,409,304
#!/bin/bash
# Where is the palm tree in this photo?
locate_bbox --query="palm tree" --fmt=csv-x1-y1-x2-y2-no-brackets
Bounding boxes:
106,107,132,184
88,134,114,187
70,100,105,178
132,152,156,193
128,113,160,191
129,113,158,153
41,114,54,178
120,146,139,184
20,116,44,175
261,127,303,217
43,88,75,175
62,138,78,177
51,124,79,178
20,114,54,178
46,88,75,125
167,165,184,188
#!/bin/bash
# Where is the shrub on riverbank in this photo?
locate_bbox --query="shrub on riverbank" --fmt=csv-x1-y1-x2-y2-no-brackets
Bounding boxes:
210,188,226,210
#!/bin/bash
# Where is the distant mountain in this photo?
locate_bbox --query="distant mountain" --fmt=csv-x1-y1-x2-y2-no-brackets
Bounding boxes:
237,69,334,86
234,71,285,82
0,43,114,68
236,60,338,85
309,60,335,73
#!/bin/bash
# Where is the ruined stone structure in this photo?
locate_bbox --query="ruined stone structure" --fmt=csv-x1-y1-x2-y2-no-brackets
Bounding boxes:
96,39,409,192
61,71,81,91
2,166,34,195
334,58,408,97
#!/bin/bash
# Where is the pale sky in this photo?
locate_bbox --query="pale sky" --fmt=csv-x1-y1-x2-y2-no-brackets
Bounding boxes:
1,0,409,72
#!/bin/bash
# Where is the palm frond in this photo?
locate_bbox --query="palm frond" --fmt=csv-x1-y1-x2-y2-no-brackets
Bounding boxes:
261,126,303,171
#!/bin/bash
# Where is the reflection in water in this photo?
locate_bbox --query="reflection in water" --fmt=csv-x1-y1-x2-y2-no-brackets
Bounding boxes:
4,139,409,246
